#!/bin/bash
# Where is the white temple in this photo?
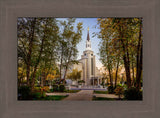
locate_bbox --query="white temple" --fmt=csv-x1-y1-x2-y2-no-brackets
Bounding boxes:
70,27,102,86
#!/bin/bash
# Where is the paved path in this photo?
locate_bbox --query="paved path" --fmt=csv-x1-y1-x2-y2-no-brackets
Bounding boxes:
63,90,93,101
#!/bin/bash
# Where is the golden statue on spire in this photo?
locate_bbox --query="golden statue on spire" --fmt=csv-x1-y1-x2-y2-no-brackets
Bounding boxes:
88,27,89,31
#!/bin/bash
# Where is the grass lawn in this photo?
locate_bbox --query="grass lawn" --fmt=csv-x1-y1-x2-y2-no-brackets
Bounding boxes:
64,90,80,93
92,97,124,101
31,92,68,100
40,95,68,100
94,90,108,94
48,89,80,93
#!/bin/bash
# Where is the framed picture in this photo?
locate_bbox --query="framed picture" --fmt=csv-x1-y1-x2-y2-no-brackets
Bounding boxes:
0,0,160,118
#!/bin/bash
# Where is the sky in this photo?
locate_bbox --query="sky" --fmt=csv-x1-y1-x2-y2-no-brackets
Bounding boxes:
57,18,103,69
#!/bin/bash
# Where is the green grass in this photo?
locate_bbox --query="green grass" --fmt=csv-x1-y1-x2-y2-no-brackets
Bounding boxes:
48,89,80,93
92,97,124,101
41,95,68,100
31,92,68,100
64,90,80,93
93,97,115,101
94,90,108,94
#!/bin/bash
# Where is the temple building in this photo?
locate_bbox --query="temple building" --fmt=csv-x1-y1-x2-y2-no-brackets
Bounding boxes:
70,28,102,86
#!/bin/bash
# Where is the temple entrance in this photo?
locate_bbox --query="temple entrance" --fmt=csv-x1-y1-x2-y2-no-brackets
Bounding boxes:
91,77,99,86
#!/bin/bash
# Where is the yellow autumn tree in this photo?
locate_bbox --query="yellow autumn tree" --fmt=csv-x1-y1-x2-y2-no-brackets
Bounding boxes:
67,68,82,81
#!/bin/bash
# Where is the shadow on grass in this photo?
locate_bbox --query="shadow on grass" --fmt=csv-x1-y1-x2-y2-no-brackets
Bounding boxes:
92,96,124,101
33,95,69,100
94,90,108,94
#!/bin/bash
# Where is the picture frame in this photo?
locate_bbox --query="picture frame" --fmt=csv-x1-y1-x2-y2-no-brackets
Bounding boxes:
0,0,160,118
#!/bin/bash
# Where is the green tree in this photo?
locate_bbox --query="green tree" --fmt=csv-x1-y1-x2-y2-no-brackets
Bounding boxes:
67,68,82,81
58,18,83,83
18,18,60,90
18,18,37,86
96,18,143,90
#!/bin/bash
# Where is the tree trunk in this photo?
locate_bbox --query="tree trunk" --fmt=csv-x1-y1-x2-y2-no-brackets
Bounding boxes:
136,20,143,91
118,19,131,89
123,55,131,88
31,23,46,90
63,45,73,83
26,18,36,86
115,59,120,88
60,45,63,80
131,54,135,87
108,67,113,87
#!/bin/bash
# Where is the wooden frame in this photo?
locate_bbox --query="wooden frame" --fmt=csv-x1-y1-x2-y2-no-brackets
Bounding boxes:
0,0,160,118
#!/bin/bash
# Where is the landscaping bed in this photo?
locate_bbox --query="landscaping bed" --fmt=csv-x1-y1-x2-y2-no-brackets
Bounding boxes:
92,96,124,101
94,90,108,94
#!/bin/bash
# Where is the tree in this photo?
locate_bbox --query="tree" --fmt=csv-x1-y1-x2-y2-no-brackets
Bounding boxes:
67,68,82,81
18,18,37,86
96,18,143,89
58,18,83,83
18,18,60,90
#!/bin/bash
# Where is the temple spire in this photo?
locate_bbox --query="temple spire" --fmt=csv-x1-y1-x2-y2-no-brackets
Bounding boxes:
86,27,91,50
87,27,90,41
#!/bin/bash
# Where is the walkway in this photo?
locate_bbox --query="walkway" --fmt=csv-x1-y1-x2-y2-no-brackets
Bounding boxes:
63,90,93,101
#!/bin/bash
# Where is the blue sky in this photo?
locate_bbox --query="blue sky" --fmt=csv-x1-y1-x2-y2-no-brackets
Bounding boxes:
57,18,103,69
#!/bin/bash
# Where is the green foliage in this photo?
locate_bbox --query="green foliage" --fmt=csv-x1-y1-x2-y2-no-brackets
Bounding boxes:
108,85,115,94
124,87,142,100
67,69,82,81
33,87,41,92
59,84,65,92
96,18,143,89
18,86,31,100
52,84,59,92
32,93,67,100
93,96,117,101
42,95,68,100
116,83,123,87
78,80,85,85
64,90,80,93
58,18,83,80
51,84,66,92
31,92,42,99
114,86,124,99
94,90,108,94
18,18,83,88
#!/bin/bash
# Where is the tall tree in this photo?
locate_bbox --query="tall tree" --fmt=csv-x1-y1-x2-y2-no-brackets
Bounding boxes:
96,18,143,89
58,18,82,83
18,18,60,89
18,18,37,86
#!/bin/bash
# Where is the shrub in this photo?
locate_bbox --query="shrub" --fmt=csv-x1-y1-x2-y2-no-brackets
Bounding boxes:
52,84,59,92
124,87,142,100
42,86,50,92
18,86,31,100
59,84,65,92
33,87,41,92
116,83,123,87
108,86,114,94
114,86,124,99
31,91,46,100
41,91,46,98
31,92,42,99
78,80,85,84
